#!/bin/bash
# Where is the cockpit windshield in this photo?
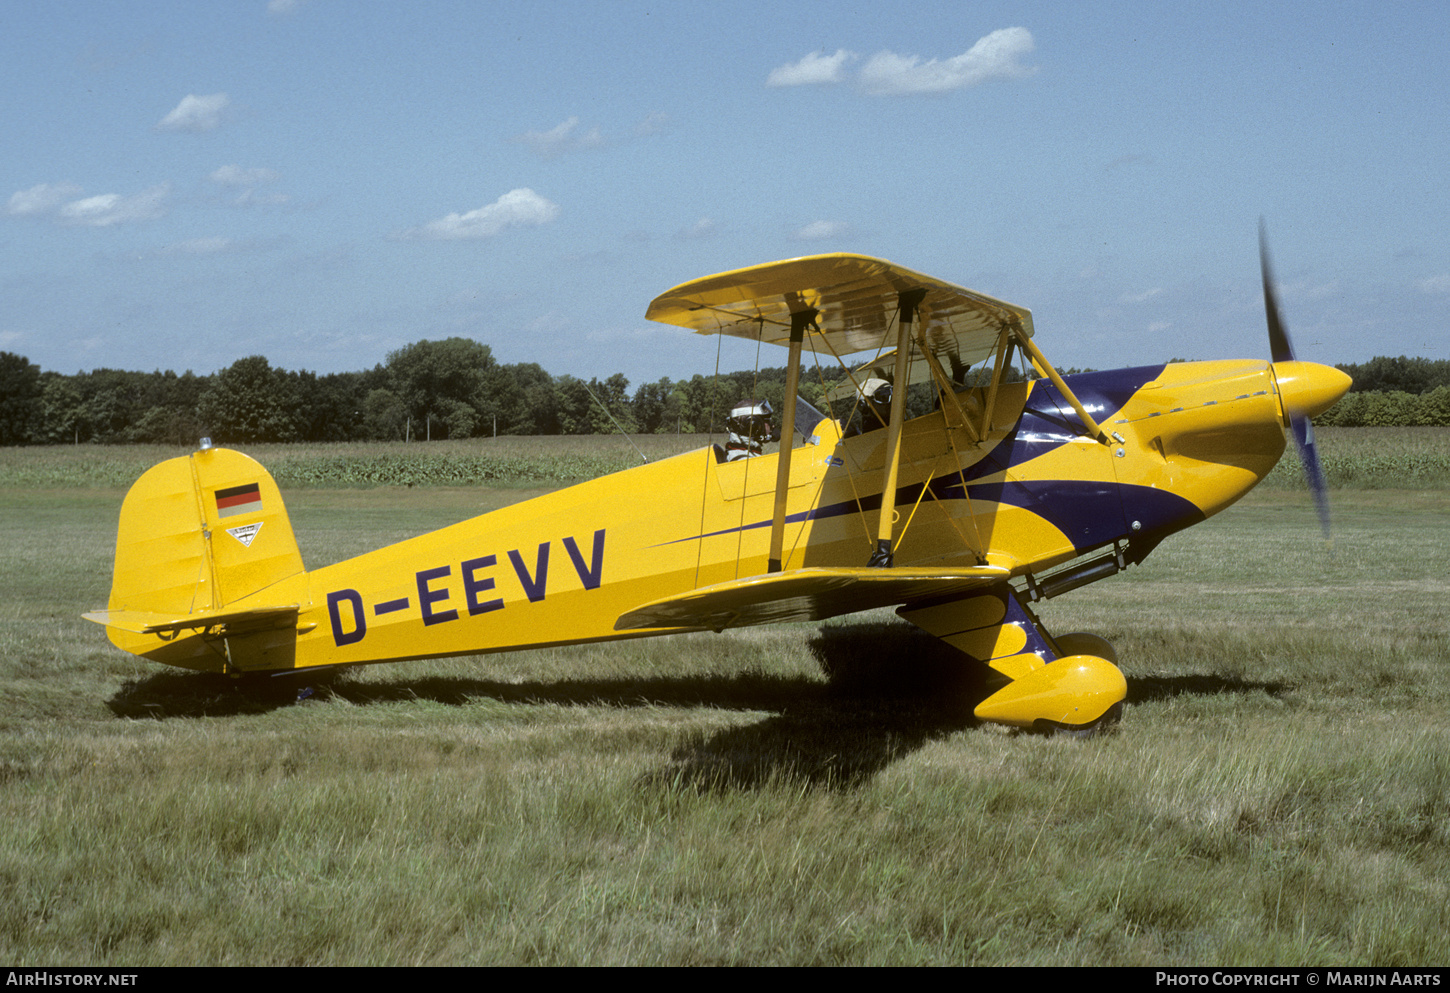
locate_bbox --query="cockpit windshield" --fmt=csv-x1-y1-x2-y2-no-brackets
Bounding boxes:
792,396,827,446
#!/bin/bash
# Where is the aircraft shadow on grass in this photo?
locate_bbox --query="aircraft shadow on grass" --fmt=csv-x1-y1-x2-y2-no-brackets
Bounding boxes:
104,621,973,715
1126,673,1293,705
105,620,1290,790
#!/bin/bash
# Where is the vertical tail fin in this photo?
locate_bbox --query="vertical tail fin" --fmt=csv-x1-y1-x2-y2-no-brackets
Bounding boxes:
85,447,307,672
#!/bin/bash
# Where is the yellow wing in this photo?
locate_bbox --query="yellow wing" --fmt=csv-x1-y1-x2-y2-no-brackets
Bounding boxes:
645,253,1033,376
615,565,1009,632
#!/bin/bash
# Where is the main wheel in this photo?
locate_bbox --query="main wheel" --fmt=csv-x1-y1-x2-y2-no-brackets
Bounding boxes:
1053,632,1118,664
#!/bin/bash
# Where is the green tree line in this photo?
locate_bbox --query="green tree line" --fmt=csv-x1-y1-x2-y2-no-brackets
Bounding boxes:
1314,356,1450,426
1315,387,1450,427
1,346,1445,446
0,339,883,446
1333,356,1450,394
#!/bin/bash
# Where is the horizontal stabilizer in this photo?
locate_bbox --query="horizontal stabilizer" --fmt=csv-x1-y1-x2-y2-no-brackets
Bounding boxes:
616,565,1009,632
83,603,300,636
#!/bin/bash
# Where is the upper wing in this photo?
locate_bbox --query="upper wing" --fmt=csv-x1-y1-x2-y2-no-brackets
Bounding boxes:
645,253,1033,375
615,564,1009,633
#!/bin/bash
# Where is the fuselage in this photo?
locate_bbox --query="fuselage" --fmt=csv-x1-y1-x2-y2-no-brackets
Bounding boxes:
189,357,1319,673
112,356,1346,675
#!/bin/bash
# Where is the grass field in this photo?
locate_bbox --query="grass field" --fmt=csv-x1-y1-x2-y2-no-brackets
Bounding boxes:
1,431,1448,965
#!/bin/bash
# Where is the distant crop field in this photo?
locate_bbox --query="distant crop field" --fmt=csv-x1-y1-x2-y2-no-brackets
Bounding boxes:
2,425,1448,490
1259,425,1450,489
0,433,705,489
1,433,1448,965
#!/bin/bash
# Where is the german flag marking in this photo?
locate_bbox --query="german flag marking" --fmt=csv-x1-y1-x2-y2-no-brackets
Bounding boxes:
215,482,262,518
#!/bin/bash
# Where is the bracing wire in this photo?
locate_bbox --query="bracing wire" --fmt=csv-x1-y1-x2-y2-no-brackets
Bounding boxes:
580,379,649,465
692,320,728,589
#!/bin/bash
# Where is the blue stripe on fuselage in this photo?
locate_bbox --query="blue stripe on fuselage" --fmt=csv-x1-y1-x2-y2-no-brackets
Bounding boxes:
978,364,1167,475
656,365,1183,554
657,475,1198,558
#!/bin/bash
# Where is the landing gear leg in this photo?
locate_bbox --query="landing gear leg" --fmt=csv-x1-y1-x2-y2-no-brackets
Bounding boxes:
898,584,1127,732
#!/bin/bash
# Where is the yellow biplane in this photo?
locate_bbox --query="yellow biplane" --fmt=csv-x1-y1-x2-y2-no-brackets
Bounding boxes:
85,244,1350,732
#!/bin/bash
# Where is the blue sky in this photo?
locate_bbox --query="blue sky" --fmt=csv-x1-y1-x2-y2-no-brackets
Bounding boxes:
4,1,1447,385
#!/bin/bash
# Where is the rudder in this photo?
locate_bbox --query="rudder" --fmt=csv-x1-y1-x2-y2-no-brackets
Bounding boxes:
89,446,306,672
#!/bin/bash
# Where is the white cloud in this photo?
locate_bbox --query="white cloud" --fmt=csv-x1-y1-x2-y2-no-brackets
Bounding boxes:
676,217,718,241
163,237,235,256
234,189,291,206
767,30,1036,95
513,116,605,158
6,182,83,216
155,93,230,132
6,181,171,226
267,0,304,15
1284,278,1340,301
210,165,279,186
792,220,849,240
515,114,669,156
95,235,293,265
210,165,288,205
633,112,670,137
767,49,855,87
768,28,1037,98
113,236,287,262
1121,287,1162,304
399,188,560,241
57,184,169,227
1417,274,1450,294
517,116,578,155
860,28,1036,95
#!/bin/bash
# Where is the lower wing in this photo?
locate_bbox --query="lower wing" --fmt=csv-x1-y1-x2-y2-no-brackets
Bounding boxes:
615,565,1009,633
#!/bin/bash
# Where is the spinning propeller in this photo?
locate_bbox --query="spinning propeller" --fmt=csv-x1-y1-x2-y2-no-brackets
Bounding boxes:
1259,222,1351,545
